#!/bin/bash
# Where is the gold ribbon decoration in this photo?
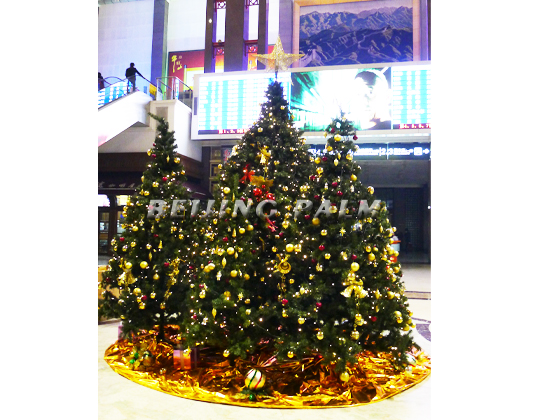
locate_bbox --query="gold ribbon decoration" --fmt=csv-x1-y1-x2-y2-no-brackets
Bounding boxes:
250,176,274,188
341,278,366,299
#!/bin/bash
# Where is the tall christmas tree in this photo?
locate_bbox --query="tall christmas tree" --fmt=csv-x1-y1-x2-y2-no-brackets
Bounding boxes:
276,113,416,372
99,115,206,341
179,80,315,358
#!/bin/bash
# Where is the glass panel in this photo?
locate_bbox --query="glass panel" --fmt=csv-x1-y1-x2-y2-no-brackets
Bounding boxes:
117,211,125,236
99,212,110,254
117,195,130,206
98,194,110,207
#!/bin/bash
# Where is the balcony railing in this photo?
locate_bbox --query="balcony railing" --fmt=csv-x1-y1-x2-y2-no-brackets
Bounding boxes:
156,76,193,109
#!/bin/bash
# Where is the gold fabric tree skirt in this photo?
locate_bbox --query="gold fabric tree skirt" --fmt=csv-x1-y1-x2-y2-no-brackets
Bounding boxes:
104,326,431,408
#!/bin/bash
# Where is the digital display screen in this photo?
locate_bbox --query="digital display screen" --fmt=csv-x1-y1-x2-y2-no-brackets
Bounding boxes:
308,143,430,160
197,73,291,135
391,66,431,129
193,63,430,139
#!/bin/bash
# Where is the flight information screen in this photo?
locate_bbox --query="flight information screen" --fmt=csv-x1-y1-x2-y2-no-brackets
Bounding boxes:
391,66,431,129
197,73,292,135
193,63,430,138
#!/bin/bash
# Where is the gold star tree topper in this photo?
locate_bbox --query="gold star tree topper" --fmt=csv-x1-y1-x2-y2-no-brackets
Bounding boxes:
253,35,304,76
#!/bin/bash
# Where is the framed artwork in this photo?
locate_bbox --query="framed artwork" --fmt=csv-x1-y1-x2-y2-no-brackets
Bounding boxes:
293,0,418,67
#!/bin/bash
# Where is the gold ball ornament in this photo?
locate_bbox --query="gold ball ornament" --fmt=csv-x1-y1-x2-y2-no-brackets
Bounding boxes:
339,371,350,382
247,224,254,231
133,288,142,295
223,350,230,357
140,261,148,269
351,330,360,340
314,157,321,164
324,253,331,260
223,187,231,194
368,253,376,262
230,270,238,278
351,174,357,181
355,314,363,324
227,247,235,255
287,351,294,358
312,217,320,226
298,317,305,325
124,262,132,270
244,274,250,280
160,302,166,309
316,331,324,340
350,262,360,272
334,134,342,141
367,186,374,194
153,273,160,280
285,244,295,252
321,229,327,236
239,227,246,234
258,127,263,132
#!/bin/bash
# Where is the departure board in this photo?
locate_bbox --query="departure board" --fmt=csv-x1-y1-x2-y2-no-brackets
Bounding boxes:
197,73,292,135
192,62,431,139
391,65,431,129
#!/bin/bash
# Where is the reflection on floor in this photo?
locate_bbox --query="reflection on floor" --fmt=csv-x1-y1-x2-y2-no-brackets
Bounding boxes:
98,261,431,420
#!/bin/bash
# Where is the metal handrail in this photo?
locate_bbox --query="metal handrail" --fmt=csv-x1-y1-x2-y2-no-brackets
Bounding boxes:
98,74,156,108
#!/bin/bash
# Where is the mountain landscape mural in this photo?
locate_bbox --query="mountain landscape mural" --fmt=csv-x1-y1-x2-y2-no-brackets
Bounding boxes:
298,6,413,67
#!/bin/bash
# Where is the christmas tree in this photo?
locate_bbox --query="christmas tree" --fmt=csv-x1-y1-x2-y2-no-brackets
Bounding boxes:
179,80,316,358
276,113,416,372
99,114,206,341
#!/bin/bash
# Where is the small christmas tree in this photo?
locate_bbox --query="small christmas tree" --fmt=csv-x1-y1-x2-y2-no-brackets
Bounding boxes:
99,114,205,341
277,113,416,371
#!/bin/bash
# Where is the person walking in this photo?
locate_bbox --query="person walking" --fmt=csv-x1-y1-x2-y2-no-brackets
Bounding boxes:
125,63,144,93
98,72,105,90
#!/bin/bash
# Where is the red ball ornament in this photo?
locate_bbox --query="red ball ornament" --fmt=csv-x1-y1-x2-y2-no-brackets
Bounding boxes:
282,299,288,305
279,232,284,237
322,156,328,162
119,237,125,242
223,237,228,242
337,191,343,197
141,295,147,301
353,135,358,140
253,188,263,197
164,262,170,267
351,254,357,260
316,302,322,308
304,214,311,220
151,154,156,159
310,175,317,181
154,234,159,238
192,314,197,319
251,249,257,254
371,316,377,322
330,127,336,133
314,194,321,200
266,192,275,200
311,258,317,264
331,181,338,188
319,245,325,251
162,176,168,181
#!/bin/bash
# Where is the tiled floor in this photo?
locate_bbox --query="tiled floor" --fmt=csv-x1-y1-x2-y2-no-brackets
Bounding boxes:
98,261,431,420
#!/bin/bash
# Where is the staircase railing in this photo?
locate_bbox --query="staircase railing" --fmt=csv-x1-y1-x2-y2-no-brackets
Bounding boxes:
98,75,157,108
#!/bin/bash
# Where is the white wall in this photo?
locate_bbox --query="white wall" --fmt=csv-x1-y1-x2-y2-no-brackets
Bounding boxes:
167,0,280,54
98,0,154,81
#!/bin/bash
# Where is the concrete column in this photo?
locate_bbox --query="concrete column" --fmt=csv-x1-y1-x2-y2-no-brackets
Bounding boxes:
150,0,169,85
204,0,217,73
278,0,293,53
224,0,249,72
257,0,269,70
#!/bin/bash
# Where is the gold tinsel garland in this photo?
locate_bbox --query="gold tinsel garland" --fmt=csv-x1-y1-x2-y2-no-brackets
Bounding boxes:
104,327,430,408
